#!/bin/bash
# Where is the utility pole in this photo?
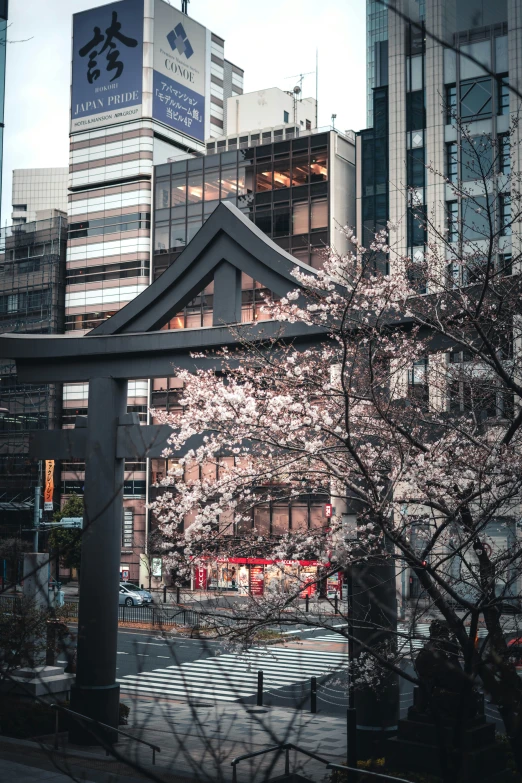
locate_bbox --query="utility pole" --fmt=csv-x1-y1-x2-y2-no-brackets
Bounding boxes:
33,485,41,552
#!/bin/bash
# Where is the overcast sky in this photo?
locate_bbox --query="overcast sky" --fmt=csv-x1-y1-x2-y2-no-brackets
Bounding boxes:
2,0,367,223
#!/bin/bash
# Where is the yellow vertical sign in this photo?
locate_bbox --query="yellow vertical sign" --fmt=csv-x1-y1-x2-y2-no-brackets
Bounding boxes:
44,460,54,511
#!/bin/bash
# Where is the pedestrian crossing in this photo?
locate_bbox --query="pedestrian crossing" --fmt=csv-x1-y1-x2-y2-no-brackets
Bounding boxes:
397,623,489,653
117,647,347,703
306,634,348,644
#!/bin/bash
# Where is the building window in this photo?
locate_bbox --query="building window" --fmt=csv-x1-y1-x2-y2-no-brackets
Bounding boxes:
407,147,425,188
497,74,509,115
462,196,491,241
292,201,309,234
283,110,289,123
406,90,425,131
460,77,492,120
256,163,272,192
154,222,169,253
155,179,170,209
445,83,456,123
311,199,328,231
446,142,458,184
292,156,310,186
273,205,291,237
408,358,429,404
461,136,493,182
306,119,312,130
499,253,512,276
310,151,327,183
273,158,291,189
122,509,133,548
499,134,511,175
408,205,426,247
500,194,511,236
447,201,458,242
12,203,27,211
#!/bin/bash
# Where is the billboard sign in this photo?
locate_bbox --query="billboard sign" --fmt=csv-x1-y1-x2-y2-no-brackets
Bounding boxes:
44,459,54,511
71,0,144,132
153,0,206,141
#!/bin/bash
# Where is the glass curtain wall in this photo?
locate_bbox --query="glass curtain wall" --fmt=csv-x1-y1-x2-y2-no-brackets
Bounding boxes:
153,134,330,278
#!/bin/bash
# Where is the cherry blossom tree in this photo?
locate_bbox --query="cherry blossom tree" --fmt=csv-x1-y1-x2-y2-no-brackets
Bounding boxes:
150,122,522,775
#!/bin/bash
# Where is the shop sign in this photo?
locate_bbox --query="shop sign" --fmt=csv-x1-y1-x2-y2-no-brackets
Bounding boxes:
324,503,333,518
44,459,54,511
194,565,207,590
151,557,162,578
250,565,264,596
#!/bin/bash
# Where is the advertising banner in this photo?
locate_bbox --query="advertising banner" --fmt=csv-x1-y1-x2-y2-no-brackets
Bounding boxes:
153,0,206,140
238,566,249,595
327,572,343,598
151,557,162,578
194,565,207,590
44,460,54,511
71,0,144,132
250,565,264,596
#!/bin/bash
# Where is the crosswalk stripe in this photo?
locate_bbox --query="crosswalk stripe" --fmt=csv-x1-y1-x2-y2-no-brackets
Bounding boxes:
118,647,346,703
118,681,240,701
131,667,299,685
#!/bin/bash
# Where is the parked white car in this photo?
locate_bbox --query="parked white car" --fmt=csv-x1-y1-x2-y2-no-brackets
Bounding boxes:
119,584,145,606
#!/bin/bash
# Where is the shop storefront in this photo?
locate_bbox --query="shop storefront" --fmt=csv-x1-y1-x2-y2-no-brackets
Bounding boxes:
192,557,329,596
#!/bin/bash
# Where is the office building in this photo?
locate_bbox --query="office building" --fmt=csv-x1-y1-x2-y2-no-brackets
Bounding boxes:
0,214,67,532
146,126,355,584
63,0,243,580
358,0,517,260
154,127,355,280
359,0,520,601
11,168,69,225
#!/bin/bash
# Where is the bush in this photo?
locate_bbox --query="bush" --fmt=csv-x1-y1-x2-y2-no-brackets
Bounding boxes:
119,702,130,725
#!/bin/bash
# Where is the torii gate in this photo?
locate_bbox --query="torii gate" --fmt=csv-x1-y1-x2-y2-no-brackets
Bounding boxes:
1,202,328,741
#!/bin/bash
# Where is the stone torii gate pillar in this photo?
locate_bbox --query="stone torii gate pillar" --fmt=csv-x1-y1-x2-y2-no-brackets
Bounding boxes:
70,377,127,743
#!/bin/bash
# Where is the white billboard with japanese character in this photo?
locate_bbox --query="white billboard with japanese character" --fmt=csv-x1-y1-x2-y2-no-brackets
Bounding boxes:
152,0,206,141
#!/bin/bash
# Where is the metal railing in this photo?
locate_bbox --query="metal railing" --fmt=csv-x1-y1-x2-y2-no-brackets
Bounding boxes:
230,743,415,783
50,704,161,765
0,594,207,629
327,763,415,782
231,742,329,782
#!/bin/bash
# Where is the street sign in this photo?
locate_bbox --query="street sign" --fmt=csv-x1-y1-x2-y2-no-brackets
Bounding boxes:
40,517,83,529
324,503,333,518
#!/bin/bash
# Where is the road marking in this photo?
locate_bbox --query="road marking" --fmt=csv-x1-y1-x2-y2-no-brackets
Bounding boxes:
117,651,129,655
119,646,346,704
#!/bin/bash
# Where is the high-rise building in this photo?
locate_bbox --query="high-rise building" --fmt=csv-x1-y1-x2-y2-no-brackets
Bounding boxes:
359,0,517,258
0,215,67,533
12,167,68,224
359,0,520,601
62,0,243,578
0,1,8,226
66,0,243,336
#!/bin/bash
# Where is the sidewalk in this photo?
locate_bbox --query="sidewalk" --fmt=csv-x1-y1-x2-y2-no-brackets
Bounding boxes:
0,699,346,782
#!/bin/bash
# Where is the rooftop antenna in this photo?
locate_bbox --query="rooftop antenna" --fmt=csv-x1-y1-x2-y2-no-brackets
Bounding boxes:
181,0,189,14
315,48,318,129
331,113,337,131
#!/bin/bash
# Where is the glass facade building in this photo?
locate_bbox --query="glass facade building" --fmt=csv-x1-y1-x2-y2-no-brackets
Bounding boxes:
0,1,8,227
153,131,348,281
